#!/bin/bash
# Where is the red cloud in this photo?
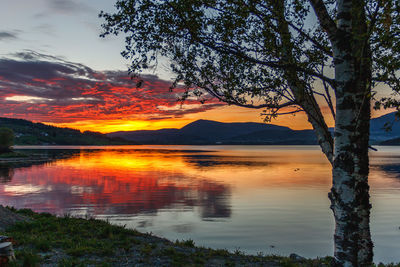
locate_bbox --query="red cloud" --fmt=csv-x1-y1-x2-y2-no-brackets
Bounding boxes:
0,51,223,123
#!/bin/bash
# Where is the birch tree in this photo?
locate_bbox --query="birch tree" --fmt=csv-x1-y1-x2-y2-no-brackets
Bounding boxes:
100,0,400,265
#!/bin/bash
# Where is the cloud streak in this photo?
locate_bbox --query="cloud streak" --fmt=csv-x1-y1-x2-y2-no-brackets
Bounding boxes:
0,31,17,41
0,51,222,124
45,0,94,14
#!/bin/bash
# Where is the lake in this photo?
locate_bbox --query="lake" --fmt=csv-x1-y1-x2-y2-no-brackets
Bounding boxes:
1,145,400,263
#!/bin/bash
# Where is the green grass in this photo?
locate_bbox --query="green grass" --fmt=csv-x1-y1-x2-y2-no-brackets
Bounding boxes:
1,209,144,266
1,208,398,266
175,238,195,248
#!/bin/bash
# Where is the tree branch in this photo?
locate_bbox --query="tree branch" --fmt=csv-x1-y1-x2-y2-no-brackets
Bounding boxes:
308,0,337,42
261,109,304,117
275,0,334,164
287,22,333,57
366,0,383,35
167,1,337,89
197,80,296,110
197,38,337,88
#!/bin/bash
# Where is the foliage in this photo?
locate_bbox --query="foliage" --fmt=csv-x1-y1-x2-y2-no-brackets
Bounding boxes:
0,127,14,153
100,0,398,119
175,239,195,248
100,1,316,115
371,1,400,111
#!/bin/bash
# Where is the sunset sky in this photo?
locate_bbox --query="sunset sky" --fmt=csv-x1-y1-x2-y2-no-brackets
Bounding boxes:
0,0,391,133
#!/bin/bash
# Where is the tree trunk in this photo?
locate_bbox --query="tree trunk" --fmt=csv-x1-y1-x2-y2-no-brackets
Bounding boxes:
330,105,373,266
331,1,373,265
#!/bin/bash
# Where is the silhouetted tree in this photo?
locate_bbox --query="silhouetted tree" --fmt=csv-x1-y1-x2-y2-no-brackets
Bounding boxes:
0,167,14,183
100,1,399,265
0,128,14,153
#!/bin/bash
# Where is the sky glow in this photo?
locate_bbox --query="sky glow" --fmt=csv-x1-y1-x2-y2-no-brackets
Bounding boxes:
0,0,391,133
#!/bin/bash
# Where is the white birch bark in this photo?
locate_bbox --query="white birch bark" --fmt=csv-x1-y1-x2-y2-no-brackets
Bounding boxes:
329,0,373,265
309,0,373,265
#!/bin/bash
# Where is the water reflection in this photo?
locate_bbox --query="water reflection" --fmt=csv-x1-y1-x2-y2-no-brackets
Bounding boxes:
0,149,231,219
0,150,81,184
0,166,13,183
376,164,400,178
182,154,270,168
0,146,400,263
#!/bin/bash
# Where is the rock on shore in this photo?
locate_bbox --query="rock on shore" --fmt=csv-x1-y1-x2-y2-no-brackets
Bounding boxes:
0,206,29,231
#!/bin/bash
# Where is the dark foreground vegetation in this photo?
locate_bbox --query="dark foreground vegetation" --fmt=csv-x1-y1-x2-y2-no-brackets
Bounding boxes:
0,152,27,159
0,128,14,153
0,207,398,267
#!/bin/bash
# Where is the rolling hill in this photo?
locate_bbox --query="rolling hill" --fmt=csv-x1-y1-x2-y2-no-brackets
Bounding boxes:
1,111,399,146
0,117,132,145
108,112,400,145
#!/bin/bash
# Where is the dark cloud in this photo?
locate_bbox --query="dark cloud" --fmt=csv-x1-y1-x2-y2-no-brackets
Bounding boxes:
0,31,17,41
45,0,94,14
0,51,222,123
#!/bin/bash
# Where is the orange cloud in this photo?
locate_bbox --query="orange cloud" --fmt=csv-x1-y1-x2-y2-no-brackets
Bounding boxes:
0,52,224,131
0,51,392,133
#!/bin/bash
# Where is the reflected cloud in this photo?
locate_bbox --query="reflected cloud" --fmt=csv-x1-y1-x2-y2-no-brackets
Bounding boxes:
2,146,400,263
0,149,232,220
0,149,81,184
3,184,48,195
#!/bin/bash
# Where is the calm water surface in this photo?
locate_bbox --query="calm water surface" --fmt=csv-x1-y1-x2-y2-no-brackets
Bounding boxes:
1,145,400,263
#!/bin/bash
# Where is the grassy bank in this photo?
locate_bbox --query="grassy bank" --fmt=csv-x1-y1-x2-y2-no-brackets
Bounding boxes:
0,208,397,266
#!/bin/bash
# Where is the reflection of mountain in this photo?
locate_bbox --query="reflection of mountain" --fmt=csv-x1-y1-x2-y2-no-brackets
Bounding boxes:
182,154,269,168
0,150,81,183
375,164,400,179
0,149,231,219
0,167,13,183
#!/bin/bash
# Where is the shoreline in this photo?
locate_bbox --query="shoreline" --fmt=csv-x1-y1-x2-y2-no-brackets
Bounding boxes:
0,207,335,266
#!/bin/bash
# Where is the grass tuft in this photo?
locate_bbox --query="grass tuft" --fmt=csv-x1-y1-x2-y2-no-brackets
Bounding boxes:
1,208,397,266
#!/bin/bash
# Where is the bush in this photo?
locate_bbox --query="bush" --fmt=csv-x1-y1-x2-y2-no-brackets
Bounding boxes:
0,127,14,153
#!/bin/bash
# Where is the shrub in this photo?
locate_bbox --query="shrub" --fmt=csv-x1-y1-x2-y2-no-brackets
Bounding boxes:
0,128,14,153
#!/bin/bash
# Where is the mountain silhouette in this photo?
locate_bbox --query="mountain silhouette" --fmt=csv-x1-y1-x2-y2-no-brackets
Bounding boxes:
108,112,400,145
2,112,399,145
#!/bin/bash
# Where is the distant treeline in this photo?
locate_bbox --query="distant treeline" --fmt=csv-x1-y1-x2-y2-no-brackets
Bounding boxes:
0,117,134,145
2,112,400,146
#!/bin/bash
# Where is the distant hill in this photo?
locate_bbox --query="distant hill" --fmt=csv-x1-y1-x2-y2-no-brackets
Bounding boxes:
108,120,318,145
2,111,399,146
369,112,400,143
180,120,288,140
109,112,400,145
379,136,400,146
0,117,133,145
